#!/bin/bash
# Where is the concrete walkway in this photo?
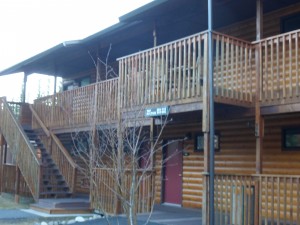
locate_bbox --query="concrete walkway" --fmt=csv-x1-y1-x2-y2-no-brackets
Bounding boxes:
0,205,202,225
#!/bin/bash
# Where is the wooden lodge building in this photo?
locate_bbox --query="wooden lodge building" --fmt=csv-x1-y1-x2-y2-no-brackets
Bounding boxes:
1,0,300,224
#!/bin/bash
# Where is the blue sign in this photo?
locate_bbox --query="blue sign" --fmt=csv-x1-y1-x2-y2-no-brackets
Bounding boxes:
145,106,169,117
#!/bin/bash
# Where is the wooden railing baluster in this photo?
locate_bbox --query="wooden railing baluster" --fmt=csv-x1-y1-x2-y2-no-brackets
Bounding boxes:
0,98,40,200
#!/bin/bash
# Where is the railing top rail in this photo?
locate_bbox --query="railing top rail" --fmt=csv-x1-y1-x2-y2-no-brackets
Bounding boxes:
252,28,300,44
212,31,252,45
213,173,254,177
34,77,118,103
94,168,154,173
50,133,77,168
252,173,300,178
213,173,300,179
0,97,40,164
28,103,77,168
117,30,209,61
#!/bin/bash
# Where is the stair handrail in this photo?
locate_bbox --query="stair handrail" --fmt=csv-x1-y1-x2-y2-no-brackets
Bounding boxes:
0,97,41,200
29,104,77,192
29,104,50,137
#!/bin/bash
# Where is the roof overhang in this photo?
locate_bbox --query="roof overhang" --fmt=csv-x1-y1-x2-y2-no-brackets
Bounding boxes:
1,0,299,78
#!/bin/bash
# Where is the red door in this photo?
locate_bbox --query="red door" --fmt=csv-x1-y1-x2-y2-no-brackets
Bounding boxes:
164,141,183,205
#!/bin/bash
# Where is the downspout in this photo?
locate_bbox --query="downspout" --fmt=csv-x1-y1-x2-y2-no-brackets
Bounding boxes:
208,1,215,225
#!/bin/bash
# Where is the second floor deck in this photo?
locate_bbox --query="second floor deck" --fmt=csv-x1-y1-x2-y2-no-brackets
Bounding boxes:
31,29,300,130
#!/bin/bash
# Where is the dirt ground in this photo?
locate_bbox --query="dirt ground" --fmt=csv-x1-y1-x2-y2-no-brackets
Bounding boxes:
0,195,41,225
0,195,30,209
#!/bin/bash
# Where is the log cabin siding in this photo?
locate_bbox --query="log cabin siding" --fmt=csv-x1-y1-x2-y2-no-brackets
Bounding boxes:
155,113,300,209
263,114,300,175
218,3,300,41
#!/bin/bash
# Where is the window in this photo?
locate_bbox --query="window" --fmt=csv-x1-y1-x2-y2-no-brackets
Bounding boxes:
282,127,300,150
281,13,300,33
194,132,220,152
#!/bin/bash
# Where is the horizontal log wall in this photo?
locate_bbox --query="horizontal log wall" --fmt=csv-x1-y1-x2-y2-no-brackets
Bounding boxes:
263,114,300,175
155,113,300,211
218,3,300,41
155,118,256,208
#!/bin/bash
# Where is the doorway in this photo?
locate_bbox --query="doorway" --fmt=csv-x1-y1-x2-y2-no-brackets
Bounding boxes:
163,141,183,205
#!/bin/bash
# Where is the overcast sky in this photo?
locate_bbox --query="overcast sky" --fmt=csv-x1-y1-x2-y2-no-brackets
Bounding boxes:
0,0,152,101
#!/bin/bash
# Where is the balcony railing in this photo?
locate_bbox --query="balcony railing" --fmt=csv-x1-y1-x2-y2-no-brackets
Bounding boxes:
213,173,300,225
256,30,300,105
213,32,255,103
119,31,208,108
91,168,154,215
118,31,255,109
31,29,300,130
32,78,118,129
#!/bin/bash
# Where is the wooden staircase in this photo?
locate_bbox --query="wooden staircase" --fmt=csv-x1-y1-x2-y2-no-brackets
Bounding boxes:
24,128,72,198
0,98,78,203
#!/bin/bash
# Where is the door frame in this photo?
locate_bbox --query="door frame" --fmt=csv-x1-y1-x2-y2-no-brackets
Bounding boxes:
161,139,183,206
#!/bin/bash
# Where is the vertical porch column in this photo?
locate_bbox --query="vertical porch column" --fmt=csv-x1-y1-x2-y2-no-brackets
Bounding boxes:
22,73,28,103
202,17,215,224
54,76,57,94
255,0,264,224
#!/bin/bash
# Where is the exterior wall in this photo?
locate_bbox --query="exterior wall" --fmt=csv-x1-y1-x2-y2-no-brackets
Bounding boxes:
155,113,300,209
263,114,300,175
218,3,300,41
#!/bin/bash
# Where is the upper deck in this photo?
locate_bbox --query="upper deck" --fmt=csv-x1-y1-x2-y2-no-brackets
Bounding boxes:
31,29,300,130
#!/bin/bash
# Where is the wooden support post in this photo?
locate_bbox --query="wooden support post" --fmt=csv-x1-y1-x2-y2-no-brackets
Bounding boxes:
150,118,155,169
202,32,210,225
153,22,157,47
15,166,21,203
54,76,57,94
256,0,263,41
22,73,28,103
96,47,101,82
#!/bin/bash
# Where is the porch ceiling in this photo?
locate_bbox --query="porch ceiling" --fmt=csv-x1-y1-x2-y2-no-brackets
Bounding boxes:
0,0,299,78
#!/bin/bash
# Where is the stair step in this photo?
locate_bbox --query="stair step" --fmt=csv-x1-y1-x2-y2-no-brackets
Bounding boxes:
40,191,73,198
30,198,91,214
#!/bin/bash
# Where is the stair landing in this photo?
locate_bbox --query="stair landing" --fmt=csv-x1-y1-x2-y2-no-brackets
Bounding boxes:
30,197,92,214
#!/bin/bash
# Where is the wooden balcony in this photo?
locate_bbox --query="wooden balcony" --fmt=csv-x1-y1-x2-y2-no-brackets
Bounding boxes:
213,173,300,225
118,31,255,110
32,78,118,130
31,29,300,129
256,30,300,106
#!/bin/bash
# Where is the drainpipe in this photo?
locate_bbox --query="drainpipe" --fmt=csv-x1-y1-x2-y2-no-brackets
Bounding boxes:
208,0,215,225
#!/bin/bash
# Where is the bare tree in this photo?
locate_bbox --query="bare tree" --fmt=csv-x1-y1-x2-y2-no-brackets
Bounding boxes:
56,47,184,225
71,105,172,225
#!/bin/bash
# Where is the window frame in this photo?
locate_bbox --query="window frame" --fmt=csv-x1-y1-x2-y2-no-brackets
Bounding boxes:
282,127,300,151
194,132,220,152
